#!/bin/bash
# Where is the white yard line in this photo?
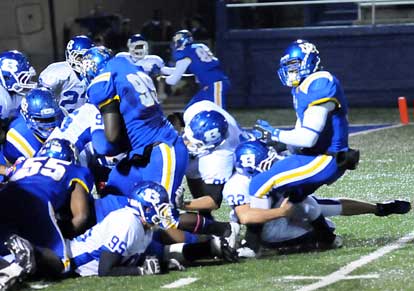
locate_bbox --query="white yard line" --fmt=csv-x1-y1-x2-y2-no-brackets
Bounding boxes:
349,124,403,136
283,274,379,280
162,277,199,289
296,231,414,291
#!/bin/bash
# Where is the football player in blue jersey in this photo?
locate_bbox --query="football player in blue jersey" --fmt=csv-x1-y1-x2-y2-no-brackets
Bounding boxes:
82,47,240,247
3,87,64,164
252,39,360,247
0,138,93,286
0,50,37,150
82,46,188,213
163,30,231,109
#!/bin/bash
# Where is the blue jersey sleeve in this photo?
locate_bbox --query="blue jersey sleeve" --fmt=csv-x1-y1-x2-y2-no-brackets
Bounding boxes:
87,60,119,109
67,165,94,194
173,48,188,62
92,129,120,156
3,137,24,164
299,71,341,109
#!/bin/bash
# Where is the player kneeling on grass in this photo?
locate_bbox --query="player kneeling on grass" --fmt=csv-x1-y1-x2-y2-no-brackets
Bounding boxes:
223,140,411,258
0,181,179,290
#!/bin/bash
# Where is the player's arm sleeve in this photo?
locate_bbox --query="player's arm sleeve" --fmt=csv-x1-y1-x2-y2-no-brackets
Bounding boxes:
38,67,61,91
3,130,34,164
69,166,94,195
277,101,336,147
165,58,191,85
161,66,175,75
88,71,117,109
92,129,122,156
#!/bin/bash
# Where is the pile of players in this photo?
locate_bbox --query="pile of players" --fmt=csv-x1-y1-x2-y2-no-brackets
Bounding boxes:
0,30,411,290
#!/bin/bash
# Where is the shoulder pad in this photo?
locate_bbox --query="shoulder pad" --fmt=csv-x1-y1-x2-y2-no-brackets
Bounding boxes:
299,71,334,94
39,62,70,86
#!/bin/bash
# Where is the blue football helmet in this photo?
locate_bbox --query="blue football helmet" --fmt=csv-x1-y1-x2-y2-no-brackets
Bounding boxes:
128,181,178,229
277,39,320,87
21,87,63,140
127,34,148,61
65,35,94,74
172,30,193,50
81,46,113,84
184,110,228,156
235,140,278,177
0,50,36,94
36,138,79,164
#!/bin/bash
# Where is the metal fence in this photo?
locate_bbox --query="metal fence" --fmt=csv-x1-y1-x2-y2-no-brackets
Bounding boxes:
225,0,414,27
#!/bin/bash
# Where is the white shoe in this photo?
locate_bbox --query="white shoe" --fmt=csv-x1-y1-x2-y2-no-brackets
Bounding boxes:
237,246,257,258
0,263,24,291
224,222,240,249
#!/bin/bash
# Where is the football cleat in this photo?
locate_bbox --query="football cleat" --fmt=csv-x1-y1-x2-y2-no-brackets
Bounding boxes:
0,263,24,291
166,258,185,272
237,246,257,259
376,199,411,216
314,234,343,250
223,222,240,249
210,236,239,263
5,235,36,275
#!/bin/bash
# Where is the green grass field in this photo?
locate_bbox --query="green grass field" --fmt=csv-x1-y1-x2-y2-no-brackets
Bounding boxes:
23,107,414,291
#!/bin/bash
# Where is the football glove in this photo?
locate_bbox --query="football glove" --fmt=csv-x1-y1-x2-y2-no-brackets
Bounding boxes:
253,120,280,143
138,256,161,276
174,184,185,210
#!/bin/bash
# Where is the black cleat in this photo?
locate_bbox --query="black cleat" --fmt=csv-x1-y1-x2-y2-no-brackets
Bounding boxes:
211,236,239,263
4,235,36,275
376,200,411,217
219,237,239,263
314,234,343,250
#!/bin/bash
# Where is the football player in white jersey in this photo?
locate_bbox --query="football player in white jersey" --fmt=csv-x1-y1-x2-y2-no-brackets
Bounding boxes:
173,100,247,248
0,50,37,151
68,181,176,277
0,50,36,120
47,102,121,168
181,100,245,212
116,34,167,77
223,140,411,257
115,33,169,102
39,35,94,113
